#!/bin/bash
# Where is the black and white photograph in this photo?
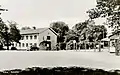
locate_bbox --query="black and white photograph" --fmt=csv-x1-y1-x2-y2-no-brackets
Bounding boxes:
0,0,120,75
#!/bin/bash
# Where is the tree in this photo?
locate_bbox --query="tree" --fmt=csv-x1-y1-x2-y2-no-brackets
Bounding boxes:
87,0,119,54
0,6,8,49
8,21,21,43
0,6,21,50
0,21,21,50
50,21,69,43
73,19,107,51
92,25,107,51
65,29,79,43
73,19,95,49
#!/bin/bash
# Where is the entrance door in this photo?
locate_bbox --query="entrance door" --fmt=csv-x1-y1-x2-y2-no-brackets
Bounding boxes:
46,41,51,50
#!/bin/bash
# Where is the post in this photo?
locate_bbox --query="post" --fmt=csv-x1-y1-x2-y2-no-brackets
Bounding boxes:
94,40,96,52
108,41,110,52
99,40,101,52
73,40,76,50
115,39,120,56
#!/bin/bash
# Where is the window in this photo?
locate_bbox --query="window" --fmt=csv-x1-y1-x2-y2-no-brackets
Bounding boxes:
21,36,24,40
26,36,28,40
12,43,14,47
34,35,37,39
19,43,21,47
22,43,24,47
30,36,33,40
47,36,50,40
43,36,44,40
34,43,37,46
16,43,17,47
26,43,28,47
30,43,32,46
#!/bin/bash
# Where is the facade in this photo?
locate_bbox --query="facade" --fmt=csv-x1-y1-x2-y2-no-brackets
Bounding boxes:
108,30,120,53
12,28,58,50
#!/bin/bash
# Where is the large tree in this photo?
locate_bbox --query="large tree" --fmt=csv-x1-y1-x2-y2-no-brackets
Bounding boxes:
8,21,21,43
50,21,69,43
65,29,79,43
73,19,107,50
73,20,95,49
0,6,21,50
0,21,21,50
87,0,120,30
87,0,120,54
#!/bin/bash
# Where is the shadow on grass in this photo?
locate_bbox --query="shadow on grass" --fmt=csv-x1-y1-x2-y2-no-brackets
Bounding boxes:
1,66,120,75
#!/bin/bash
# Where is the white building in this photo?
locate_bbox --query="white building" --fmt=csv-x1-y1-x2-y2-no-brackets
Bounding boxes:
12,28,58,50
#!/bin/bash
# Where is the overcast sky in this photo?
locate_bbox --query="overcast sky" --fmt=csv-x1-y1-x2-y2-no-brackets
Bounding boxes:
0,0,111,33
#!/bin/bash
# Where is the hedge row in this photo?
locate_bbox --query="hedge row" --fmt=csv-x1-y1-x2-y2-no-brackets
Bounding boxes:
1,67,120,75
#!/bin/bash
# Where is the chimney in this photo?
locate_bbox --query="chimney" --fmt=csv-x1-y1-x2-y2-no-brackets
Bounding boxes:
33,26,36,29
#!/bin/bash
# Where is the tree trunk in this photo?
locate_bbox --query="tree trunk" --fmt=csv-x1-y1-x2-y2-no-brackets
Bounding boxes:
99,40,101,52
115,39,120,56
7,45,9,50
94,40,96,52
85,41,86,50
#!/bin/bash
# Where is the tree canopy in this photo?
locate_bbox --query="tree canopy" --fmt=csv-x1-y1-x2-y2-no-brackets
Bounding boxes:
50,21,69,43
73,20,107,42
0,21,21,50
87,0,120,31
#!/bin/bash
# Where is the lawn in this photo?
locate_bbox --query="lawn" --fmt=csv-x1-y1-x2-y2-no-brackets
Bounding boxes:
0,50,119,71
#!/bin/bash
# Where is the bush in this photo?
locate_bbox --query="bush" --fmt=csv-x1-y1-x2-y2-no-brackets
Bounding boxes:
11,47,17,50
60,43,66,50
30,47,39,51
1,67,120,75
0,45,5,50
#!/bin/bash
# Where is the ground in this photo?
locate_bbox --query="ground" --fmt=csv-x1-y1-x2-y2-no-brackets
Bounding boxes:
0,49,119,71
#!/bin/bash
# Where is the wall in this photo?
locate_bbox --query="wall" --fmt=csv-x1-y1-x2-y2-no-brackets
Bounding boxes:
12,29,57,50
38,29,57,50
13,33,39,50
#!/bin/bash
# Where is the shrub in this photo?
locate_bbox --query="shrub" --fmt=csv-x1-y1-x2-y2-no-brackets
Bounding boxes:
11,47,17,50
1,67,120,75
30,47,39,51
60,43,66,50
0,45,5,50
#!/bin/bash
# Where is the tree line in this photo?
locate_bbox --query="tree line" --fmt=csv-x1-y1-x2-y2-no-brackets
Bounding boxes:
1,0,119,51
0,3,108,50
86,0,120,55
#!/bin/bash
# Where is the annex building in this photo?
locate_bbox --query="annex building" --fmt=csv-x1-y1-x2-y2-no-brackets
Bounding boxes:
12,28,58,50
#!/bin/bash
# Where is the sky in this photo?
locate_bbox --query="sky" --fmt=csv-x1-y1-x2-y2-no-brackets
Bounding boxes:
0,0,112,33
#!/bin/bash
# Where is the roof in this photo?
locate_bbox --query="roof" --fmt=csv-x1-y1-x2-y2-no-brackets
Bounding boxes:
101,38,110,41
20,27,58,36
109,34,119,40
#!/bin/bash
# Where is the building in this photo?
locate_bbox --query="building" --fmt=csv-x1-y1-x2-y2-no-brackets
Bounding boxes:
12,28,58,50
108,30,120,53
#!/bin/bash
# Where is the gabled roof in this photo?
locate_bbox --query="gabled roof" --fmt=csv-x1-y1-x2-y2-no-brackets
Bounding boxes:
20,27,58,36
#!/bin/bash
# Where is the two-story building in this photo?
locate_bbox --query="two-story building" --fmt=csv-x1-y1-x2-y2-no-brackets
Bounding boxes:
12,28,58,50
